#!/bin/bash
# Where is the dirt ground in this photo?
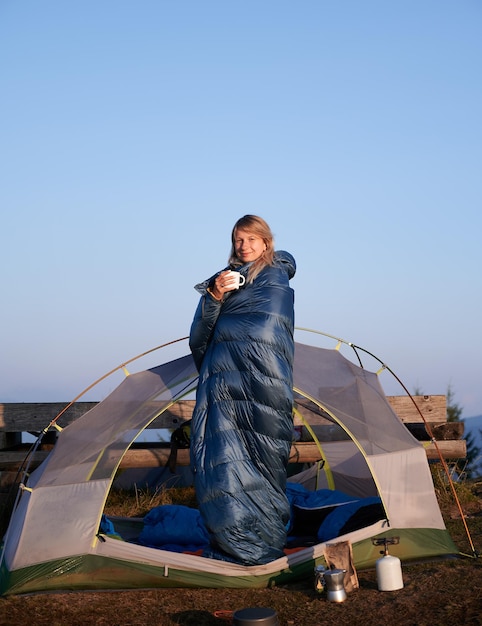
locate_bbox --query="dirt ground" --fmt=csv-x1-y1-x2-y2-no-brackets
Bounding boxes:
1,558,481,626
1,483,482,626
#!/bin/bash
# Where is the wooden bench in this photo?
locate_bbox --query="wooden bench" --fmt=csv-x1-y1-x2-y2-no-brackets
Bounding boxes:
0,395,465,478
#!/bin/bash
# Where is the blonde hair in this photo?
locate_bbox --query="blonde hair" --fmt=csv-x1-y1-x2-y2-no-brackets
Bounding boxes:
228,215,275,282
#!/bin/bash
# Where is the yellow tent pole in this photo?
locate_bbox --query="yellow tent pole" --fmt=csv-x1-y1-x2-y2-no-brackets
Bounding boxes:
293,386,391,521
293,404,335,490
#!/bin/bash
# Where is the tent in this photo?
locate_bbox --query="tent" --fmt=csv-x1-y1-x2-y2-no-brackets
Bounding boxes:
0,335,457,595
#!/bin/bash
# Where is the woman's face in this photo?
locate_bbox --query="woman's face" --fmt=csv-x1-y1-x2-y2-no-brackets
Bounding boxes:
234,228,266,263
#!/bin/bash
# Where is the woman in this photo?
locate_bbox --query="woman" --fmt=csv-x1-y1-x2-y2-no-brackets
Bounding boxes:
189,215,296,564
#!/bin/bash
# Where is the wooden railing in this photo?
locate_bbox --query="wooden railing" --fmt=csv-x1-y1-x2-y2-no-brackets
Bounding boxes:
0,395,465,483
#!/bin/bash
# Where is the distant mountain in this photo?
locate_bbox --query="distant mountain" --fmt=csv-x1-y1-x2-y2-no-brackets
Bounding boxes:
463,415,482,477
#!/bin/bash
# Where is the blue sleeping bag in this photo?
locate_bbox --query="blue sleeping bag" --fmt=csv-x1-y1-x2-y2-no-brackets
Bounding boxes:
189,251,296,565
133,485,384,555
139,505,210,552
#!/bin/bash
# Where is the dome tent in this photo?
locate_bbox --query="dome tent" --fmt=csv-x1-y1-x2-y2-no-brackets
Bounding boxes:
0,333,457,595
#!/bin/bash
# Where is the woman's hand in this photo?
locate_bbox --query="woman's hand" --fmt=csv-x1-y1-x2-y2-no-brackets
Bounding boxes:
211,270,237,300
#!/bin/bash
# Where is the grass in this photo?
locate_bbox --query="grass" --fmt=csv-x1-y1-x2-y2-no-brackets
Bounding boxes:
104,483,198,518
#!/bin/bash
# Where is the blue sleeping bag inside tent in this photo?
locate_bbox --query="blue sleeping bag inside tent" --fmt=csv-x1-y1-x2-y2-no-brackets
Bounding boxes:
136,485,384,554
139,505,210,552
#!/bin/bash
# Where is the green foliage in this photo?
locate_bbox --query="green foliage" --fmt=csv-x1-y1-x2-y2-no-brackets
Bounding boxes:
415,383,481,479
446,384,463,423
430,463,477,509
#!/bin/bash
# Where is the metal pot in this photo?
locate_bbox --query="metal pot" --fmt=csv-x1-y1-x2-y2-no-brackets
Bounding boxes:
323,568,347,603
233,607,279,626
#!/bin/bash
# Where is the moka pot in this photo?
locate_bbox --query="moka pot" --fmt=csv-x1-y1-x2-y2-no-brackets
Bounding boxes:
323,568,347,602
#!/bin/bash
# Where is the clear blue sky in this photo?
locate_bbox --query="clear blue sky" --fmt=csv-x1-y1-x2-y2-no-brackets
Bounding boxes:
1,1,481,417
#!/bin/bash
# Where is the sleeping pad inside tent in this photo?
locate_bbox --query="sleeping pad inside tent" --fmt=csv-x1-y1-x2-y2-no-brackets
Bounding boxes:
0,341,457,595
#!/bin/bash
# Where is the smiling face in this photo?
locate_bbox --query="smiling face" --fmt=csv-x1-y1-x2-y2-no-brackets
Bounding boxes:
233,228,267,264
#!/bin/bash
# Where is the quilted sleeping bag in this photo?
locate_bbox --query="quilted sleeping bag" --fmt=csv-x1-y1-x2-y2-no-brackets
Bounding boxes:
189,251,296,565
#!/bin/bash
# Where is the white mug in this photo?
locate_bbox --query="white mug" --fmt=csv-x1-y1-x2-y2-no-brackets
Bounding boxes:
224,270,246,290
